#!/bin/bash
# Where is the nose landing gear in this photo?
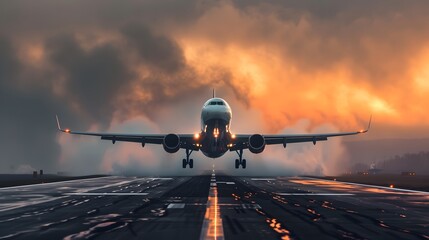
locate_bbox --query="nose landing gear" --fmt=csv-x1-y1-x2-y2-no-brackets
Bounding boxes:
182,149,194,168
234,149,246,169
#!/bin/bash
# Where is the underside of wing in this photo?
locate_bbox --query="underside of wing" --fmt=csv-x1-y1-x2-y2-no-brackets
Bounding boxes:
231,116,371,150
56,115,196,150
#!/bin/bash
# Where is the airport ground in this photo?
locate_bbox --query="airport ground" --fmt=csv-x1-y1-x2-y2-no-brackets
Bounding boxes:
0,172,428,240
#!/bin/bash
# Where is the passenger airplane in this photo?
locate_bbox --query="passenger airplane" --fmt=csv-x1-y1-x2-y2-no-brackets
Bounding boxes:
56,94,371,169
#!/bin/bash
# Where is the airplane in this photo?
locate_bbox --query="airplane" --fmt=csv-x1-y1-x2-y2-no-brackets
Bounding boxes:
56,92,371,169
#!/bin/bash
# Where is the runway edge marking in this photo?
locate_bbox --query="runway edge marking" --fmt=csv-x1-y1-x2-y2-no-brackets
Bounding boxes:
276,193,355,196
0,177,148,213
65,192,149,196
301,177,429,195
0,176,114,190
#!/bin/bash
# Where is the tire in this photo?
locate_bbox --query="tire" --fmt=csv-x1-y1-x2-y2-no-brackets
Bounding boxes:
189,159,194,168
235,159,239,169
182,158,187,168
242,159,247,169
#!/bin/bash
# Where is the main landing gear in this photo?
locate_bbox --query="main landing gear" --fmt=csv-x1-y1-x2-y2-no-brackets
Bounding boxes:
182,148,194,168
235,149,246,169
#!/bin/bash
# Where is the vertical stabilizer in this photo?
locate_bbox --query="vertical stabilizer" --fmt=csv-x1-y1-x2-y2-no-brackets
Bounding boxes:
212,89,215,98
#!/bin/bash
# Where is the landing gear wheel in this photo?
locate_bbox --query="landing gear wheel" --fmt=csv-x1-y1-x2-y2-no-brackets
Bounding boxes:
181,149,194,169
234,149,248,169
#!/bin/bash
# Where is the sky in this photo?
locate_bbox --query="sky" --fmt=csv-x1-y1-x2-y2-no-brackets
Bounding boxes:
1,0,429,176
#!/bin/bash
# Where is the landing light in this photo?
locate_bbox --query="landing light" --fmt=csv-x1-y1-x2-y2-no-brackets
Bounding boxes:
389,184,394,188
231,134,236,139
65,129,71,133
194,133,200,139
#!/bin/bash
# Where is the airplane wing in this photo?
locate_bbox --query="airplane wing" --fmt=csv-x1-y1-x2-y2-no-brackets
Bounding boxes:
55,115,197,150
230,116,371,151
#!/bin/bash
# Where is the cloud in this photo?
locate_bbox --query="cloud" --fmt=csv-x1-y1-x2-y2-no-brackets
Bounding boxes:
47,34,134,128
122,24,186,73
1,0,429,175
0,36,64,173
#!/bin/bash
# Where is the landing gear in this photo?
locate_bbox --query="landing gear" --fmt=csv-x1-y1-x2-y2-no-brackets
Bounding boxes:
235,149,247,169
182,149,194,168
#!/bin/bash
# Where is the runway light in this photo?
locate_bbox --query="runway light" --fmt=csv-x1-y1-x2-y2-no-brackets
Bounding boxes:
231,134,236,139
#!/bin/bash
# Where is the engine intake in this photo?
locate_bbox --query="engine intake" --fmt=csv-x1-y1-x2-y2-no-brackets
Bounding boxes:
248,134,266,154
163,134,180,153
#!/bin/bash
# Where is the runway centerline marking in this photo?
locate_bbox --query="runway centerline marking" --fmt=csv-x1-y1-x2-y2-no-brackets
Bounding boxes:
200,170,224,240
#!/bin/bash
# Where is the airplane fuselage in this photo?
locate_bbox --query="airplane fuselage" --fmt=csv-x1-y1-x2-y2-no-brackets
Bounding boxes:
199,98,233,158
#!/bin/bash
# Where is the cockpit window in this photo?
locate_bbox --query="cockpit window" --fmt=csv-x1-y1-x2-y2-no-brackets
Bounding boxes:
208,101,224,105
207,100,225,106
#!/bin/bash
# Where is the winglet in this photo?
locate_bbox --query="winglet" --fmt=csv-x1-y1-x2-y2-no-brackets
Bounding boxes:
366,115,372,132
56,115,71,133
56,114,61,131
212,89,215,98
359,115,372,133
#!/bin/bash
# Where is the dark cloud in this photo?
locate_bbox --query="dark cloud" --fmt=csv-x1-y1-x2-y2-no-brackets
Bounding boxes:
0,0,208,37
122,24,186,73
0,37,63,173
0,38,19,83
47,34,134,128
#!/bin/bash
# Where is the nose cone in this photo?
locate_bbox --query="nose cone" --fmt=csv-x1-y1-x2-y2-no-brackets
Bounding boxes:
202,106,231,123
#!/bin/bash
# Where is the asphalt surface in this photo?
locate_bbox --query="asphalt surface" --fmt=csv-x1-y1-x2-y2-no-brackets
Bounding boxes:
0,172,428,240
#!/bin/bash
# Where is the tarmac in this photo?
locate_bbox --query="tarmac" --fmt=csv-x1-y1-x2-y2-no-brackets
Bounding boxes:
0,171,428,239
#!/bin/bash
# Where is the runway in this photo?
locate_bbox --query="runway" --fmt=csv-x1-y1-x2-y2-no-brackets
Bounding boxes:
0,172,428,240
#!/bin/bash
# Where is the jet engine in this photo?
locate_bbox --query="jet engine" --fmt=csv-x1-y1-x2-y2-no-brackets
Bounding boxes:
163,134,180,153
248,134,265,154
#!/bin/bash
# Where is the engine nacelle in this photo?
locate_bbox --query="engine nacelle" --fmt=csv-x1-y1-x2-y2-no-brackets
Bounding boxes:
163,134,180,153
248,134,266,154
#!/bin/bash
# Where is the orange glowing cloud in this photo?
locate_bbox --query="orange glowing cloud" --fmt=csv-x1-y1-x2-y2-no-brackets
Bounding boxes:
161,1,429,135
